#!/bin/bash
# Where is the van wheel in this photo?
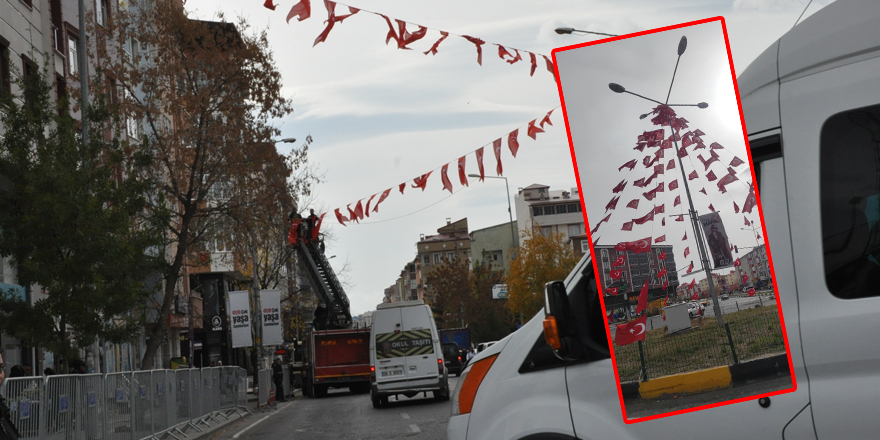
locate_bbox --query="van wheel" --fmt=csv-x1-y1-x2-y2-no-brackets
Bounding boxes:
371,393,381,408
314,385,328,398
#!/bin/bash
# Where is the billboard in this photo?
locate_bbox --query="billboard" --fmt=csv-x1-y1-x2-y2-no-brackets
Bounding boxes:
260,289,283,346
227,290,253,348
699,212,734,269
492,284,508,299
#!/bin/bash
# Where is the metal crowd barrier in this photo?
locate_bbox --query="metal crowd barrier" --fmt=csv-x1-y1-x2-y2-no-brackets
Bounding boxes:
0,366,251,440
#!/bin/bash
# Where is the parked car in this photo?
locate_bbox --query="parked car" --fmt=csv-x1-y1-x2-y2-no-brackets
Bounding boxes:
448,2,880,437
476,341,497,353
721,293,730,300
442,343,464,377
687,301,704,318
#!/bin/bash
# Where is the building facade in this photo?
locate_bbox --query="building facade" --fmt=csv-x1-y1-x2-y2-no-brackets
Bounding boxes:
593,244,678,312
415,218,471,304
514,184,585,247
470,220,519,274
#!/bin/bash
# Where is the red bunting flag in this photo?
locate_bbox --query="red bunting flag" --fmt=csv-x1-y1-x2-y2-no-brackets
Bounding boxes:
698,153,720,170
743,186,757,213
633,209,655,225
668,179,678,191
662,217,666,226
612,255,626,267
621,221,633,231
658,268,667,278
347,204,358,224
678,145,689,158
748,288,757,297
674,195,681,206
508,129,520,157
709,204,715,212
692,292,699,301
634,142,647,153
399,182,406,194
610,269,623,280
288,219,302,244
354,199,365,220
675,215,684,222
423,31,449,55
606,287,619,296
744,216,751,226
733,201,740,213
757,234,761,240
659,251,667,259
688,170,698,180
615,315,647,346
458,156,468,187
627,237,653,253
605,196,620,212
543,55,554,74
682,232,687,240
265,0,278,11
441,163,454,193
493,138,503,176
734,258,741,267
364,193,378,217
693,129,705,137
667,159,675,170
684,247,690,258
334,208,349,226
686,261,694,273
710,142,724,150
314,2,359,47
717,169,739,193
612,180,627,194
654,164,665,175
620,159,637,171
699,188,707,195
412,171,433,191
742,274,749,284
311,213,327,240
373,188,392,213
681,135,694,148
507,49,523,64
497,45,513,60
475,147,485,181
286,0,311,22
383,18,428,49
626,199,640,209
527,119,544,139
655,234,666,243
730,156,745,167
663,280,669,291
529,52,537,76
706,170,718,181
654,204,665,214
636,280,650,315
590,213,611,234
462,35,486,65
540,110,554,128
730,243,734,251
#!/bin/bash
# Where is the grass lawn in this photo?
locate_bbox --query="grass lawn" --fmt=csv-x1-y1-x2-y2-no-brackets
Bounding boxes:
614,304,787,383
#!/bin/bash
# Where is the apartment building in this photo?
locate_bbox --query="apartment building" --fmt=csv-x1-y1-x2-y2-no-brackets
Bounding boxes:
470,220,518,274
415,218,471,304
514,184,585,247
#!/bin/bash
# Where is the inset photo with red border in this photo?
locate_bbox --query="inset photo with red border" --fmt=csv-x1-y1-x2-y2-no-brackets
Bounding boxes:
552,17,795,422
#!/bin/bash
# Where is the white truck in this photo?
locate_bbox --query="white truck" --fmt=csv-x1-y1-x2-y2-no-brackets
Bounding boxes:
448,1,880,438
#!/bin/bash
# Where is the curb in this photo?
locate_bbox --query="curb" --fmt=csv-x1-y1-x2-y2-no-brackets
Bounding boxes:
622,354,790,399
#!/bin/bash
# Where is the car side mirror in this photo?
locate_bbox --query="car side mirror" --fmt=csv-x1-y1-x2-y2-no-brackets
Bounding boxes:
543,281,582,360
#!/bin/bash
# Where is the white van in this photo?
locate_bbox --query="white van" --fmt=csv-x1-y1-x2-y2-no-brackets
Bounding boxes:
370,300,449,408
448,1,880,438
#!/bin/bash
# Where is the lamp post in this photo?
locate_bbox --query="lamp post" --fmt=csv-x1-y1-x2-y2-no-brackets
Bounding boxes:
469,174,517,249
608,36,724,327
555,27,618,37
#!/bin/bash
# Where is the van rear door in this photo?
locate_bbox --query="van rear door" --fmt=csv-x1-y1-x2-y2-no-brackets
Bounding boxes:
400,306,438,380
373,308,407,384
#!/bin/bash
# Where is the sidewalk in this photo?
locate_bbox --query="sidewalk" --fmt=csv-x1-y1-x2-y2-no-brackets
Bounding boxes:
186,389,302,440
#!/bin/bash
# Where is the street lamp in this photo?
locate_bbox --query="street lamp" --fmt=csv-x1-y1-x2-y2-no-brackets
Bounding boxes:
469,174,517,249
555,27,618,37
608,35,726,327
274,138,297,144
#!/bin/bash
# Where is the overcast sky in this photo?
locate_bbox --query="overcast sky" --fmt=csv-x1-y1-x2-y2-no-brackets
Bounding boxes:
556,20,753,281
185,0,833,315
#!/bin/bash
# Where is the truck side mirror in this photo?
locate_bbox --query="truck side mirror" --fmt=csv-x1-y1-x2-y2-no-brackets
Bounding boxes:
543,281,581,360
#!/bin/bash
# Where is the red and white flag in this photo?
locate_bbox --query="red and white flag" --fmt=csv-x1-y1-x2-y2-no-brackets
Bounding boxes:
373,188,392,213
605,196,620,212
742,274,749,284
674,195,681,207
458,156,468,187
658,251,667,260
614,315,647,346
688,170,699,180
636,280,649,315
619,159,637,171
612,255,626,267
692,292,699,301
475,147,485,181
626,199,640,209
706,170,718,182
285,0,311,22
508,129,520,158
655,234,666,243
733,201,740,213
441,163,453,193
684,247,690,258
669,179,678,191
686,261,694,273
364,194,378,217
527,119,544,139
621,221,633,232
743,186,758,213
613,180,627,193
412,171,432,191
744,216,751,226
748,288,757,297
633,210,655,225
658,268,668,278
606,287,619,296
334,208,349,226
610,269,623,280
730,156,745,167
734,258,741,267
493,138,503,176
667,159,675,170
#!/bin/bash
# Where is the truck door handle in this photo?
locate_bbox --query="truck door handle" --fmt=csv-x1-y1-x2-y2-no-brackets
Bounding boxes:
423,356,429,359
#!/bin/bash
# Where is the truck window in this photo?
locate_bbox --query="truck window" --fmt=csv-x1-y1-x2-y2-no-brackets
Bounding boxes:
820,103,880,299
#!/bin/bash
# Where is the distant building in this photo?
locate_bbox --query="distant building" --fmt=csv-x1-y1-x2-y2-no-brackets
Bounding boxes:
415,218,472,304
570,233,591,258
470,220,519,274
593,244,678,311
738,244,771,289
514,184,585,250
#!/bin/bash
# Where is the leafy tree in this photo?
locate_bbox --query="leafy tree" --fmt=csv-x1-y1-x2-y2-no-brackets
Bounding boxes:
426,256,471,329
506,225,580,319
0,66,161,369
102,1,295,369
467,261,514,343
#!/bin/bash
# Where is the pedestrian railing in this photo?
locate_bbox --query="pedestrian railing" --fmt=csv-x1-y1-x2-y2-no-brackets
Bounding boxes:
615,304,787,383
1,366,250,440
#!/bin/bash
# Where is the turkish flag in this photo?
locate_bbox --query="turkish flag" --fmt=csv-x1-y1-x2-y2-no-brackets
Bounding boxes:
757,234,761,240
692,292,699,301
667,159,675,170
288,219,302,244
634,142,647,153
717,172,739,193
699,153,720,171
694,141,706,150
612,255,626,267
311,213,327,240
610,270,623,280
734,258,741,267
373,188,392,213
265,0,278,11
730,244,734,251
412,171,433,191
614,242,628,252
688,170,699,180
663,280,669,291
527,119,544,139
508,129,520,157
619,159,637,171
540,110,553,128
706,170,718,182
507,48,523,65
334,208,349,226
710,142,724,150
681,134,694,148
615,315,647,346
424,31,449,55
606,196,620,211
700,188,708,195
458,156,468,187
354,199,365,220
475,147,485,181
693,129,705,137
493,138,503,176
285,0,310,22
627,199,640,209
669,179,679,191
675,215,684,222
686,261,694,273
529,52,537,76
364,193,378,217
742,274,749,284
658,268,668,278
748,288,757,297
730,156,745,167
606,287,619,296
633,178,646,188
441,163,454,193
654,164,666,175
690,278,697,288
733,201,740,213
744,216,751,226
662,217,666,226
636,280,649,315
621,221,633,231
709,204,716,212
682,231,687,240
654,204,665,215
629,237,653,253
658,251,667,260
655,234,666,243
633,210,655,225
743,186,757,213
462,35,486,65
684,247,690,258
399,182,406,194
674,195,681,207
679,145,689,158
612,180,627,193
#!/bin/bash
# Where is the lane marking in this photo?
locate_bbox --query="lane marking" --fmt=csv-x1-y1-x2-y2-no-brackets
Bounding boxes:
232,403,292,439
400,413,410,419
409,424,421,433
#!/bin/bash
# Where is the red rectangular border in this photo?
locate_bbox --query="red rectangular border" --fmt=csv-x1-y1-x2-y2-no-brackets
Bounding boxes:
551,16,796,424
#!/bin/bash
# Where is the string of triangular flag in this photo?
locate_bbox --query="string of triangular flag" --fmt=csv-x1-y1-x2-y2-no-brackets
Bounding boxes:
263,0,556,79
330,108,556,227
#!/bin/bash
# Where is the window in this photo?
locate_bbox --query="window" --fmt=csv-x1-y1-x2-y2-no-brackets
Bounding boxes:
567,203,579,213
96,0,109,27
544,205,555,215
821,103,880,299
580,240,590,254
568,223,584,237
532,206,543,216
124,88,138,138
422,255,430,266
446,252,454,261
68,35,79,76
0,39,9,98
22,56,38,112
540,226,553,237
433,253,441,264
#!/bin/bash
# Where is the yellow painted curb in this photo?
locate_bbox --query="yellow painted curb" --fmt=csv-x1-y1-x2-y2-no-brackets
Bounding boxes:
638,366,732,399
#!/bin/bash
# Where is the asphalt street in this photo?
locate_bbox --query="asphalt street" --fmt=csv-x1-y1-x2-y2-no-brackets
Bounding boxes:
623,374,794,419
202,377,460,440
